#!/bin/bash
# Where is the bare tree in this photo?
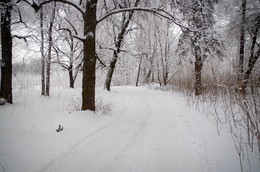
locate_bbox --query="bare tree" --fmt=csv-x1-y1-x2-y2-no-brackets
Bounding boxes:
104,0,140,91
53,23,83,88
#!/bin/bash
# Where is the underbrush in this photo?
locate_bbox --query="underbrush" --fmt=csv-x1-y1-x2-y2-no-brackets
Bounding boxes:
156,66,260,172
70,94,112,115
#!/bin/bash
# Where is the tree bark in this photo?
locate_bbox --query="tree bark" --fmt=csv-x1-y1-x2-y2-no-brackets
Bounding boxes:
105,51,117,91
81,0,97,111
156,58,162,86
194,48,203,96
46,2,56,96
238,0,247,83
68,65,74,88
40,7,45,95
0,1,13,104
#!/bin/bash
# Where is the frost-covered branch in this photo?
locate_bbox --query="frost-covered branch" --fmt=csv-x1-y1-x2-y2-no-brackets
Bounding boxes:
97,7,205,32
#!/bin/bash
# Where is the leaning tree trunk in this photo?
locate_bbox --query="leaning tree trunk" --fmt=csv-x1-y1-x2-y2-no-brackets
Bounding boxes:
0,1,13,104
81,1,97,111
105,51,118,91
104,0,140,91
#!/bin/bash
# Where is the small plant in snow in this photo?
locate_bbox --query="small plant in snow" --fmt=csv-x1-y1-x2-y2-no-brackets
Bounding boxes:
69,96,81,112
56,125,64,132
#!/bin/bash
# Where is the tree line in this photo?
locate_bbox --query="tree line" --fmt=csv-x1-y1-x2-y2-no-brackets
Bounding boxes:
0,0,259,111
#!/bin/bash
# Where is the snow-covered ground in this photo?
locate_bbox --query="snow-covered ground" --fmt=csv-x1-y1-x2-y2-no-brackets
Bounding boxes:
0,86,259,172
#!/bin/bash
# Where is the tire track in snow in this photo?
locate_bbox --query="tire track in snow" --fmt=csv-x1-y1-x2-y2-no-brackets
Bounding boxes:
38,89,145,172
38,87,217,172
38,104,129,172
98,100,152,172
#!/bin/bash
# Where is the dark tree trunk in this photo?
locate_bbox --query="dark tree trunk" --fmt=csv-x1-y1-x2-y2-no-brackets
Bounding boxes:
81,1,97,111
136,56,142,87
194,52,203,96
163,23,170,86
144,69,151,84
105,51,117,91
40,7,45,96
241,27,260,93
0,1,13,104
46,2,56,96
68,65,74,88
156,59,162,86
238,0,247,83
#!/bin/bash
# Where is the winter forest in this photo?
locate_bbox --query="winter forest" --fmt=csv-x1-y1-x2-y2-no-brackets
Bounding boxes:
0,0,259,172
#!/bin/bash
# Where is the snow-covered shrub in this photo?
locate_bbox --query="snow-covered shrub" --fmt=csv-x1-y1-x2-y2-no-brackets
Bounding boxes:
95,97,112,115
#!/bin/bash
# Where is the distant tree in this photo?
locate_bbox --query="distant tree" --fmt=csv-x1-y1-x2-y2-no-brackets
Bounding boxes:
53,16,83,88
176,0,224,95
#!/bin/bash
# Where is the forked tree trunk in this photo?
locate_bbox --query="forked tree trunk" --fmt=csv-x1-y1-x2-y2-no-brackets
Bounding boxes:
81,1,97,111
0,1,13,104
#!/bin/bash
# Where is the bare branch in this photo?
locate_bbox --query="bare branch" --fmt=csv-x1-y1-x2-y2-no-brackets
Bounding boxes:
64,18,78,35
20,0,84,15
12,35,35,46
11,5,27,27
166,66,183,84
96,55,107,68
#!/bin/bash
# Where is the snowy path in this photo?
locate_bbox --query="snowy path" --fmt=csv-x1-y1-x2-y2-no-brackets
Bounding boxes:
0,86,247,172
37,87,239,172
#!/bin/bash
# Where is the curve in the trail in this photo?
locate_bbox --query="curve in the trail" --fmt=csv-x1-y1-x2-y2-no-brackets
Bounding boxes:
38,87,235,172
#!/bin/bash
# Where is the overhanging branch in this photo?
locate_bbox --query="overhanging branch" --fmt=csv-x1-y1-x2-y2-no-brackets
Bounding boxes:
97,7,205,32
